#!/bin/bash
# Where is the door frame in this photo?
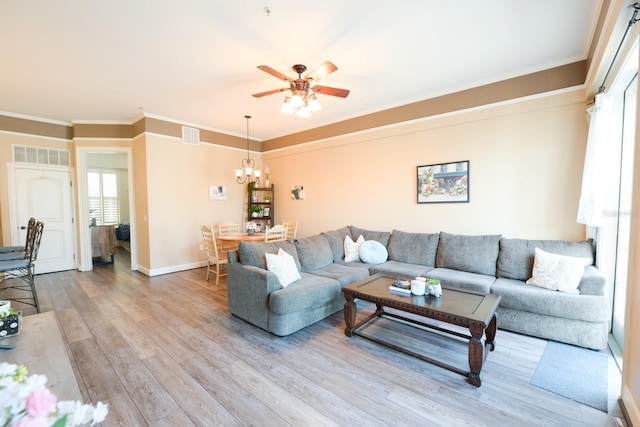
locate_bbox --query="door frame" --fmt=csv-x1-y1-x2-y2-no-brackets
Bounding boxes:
76,146,137,272
6,163,77,271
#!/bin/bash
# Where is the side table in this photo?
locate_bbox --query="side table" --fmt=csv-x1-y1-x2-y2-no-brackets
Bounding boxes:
0,311,82,401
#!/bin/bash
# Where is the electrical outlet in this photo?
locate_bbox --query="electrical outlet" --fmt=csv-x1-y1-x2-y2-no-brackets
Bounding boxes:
199,244,204,251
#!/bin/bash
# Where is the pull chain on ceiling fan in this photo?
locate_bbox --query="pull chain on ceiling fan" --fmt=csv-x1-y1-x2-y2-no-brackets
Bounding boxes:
252,61,350,118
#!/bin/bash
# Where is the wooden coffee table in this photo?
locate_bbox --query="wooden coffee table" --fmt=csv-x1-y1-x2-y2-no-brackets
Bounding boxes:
342,274,501,386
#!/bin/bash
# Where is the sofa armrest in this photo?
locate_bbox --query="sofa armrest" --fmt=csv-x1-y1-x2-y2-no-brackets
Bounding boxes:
578,265,606,296
227,252,281,331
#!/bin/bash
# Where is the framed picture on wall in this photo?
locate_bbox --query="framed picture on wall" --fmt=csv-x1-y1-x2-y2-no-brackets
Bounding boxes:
209,185,227,200
417,161,469,204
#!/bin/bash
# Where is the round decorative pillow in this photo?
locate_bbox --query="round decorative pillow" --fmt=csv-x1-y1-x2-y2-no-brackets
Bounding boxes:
358,240,389,264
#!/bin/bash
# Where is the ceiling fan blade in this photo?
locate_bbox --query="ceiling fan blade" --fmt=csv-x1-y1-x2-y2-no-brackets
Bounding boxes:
305,61,338,83
252,88,290,98
312,85,350,98
257,65,293,82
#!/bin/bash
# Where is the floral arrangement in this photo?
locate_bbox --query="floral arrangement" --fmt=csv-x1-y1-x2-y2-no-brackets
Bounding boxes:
0,362,108,427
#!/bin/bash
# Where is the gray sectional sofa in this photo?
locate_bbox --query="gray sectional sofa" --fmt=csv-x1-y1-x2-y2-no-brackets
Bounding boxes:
226,226,609,349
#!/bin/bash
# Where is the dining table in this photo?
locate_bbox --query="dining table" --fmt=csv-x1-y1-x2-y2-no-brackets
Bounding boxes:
217,232,265,251
217,232,266,242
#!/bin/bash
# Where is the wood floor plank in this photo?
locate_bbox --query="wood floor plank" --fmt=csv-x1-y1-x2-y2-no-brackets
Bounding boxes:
181,352,289,426
105,346,180,424
223,359,340,426
143,350,239,426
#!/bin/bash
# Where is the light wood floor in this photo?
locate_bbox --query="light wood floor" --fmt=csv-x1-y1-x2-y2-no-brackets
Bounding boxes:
7,249,627,426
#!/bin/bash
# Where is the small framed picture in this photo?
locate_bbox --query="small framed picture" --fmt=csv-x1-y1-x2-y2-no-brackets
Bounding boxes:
209,185,227,200
417,160,469,204
262,207,271,217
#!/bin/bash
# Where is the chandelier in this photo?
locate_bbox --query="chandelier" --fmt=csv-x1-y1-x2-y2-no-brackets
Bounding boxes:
235,115,261,184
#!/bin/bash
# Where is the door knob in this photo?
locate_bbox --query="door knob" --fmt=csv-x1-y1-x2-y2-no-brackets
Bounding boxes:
20,226,27,230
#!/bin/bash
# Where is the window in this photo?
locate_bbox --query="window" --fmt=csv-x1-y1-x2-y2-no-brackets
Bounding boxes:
88,170,119,225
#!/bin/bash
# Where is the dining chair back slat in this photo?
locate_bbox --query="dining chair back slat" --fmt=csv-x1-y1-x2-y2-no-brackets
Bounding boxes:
201,225,228,285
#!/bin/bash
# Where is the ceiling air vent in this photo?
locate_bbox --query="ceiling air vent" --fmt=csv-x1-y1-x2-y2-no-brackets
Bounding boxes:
181,126,200,145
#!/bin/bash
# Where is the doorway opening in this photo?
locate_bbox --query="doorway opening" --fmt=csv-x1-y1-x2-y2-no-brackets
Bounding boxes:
76,147,137,272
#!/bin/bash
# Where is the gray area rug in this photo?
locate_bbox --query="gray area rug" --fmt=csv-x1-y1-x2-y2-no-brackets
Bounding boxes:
530,340,608,412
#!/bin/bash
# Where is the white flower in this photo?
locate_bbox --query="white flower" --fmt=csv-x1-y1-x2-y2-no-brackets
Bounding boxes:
92,402,109,424
0,363,109,426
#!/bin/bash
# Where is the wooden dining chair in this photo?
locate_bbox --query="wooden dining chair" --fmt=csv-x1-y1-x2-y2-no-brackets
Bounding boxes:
264,224,288,242
217,221,240,252
218,221,240,235
201,225,228,285
282,219,298,240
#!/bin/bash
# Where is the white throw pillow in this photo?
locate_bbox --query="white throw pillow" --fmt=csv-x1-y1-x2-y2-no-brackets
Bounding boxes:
359,240,388,264
526,247,592,293
265,248,301,288
344,235,365,262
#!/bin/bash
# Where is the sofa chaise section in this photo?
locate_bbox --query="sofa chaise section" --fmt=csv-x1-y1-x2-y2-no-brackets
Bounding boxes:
492,238,609,349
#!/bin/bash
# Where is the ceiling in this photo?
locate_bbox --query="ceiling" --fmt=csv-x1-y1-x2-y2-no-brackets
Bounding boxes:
0,1,602,141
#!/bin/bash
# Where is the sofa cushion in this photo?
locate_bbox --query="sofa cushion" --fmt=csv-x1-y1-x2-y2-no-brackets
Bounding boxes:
526,248,592,293
426,268,496,293
388,230,439,266
238,240,301,271
435,232,501,276
350,226,391,247
265,248,302,288
320,226,351,262
497,238,595,281
269,273,342,314
359,240,388,264
369,260,435,279
492,278,609,322
344,235,365,262
294,234,334,272
306,263,370,286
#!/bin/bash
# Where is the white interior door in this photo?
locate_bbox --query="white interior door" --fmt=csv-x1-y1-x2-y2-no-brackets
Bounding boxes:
9,165,76,274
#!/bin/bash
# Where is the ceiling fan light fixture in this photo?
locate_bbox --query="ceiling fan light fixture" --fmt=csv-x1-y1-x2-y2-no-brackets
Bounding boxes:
290,93,304,108
280,97,294,114
308,94,321,111
296,106,311,118
255,61,348,119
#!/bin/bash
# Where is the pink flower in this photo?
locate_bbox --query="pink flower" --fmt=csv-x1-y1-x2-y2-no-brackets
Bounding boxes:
25,388,57,417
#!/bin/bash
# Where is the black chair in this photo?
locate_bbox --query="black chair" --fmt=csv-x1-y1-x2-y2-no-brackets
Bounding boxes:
0,217,36,261
0,220,44,313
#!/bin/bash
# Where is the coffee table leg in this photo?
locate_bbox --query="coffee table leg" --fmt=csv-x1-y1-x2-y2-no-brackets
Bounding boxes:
486,314,497,352
468,324,484,387
344,293,356,337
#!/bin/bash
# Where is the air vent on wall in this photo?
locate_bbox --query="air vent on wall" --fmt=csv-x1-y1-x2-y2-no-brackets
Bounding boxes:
13,145,70,166
182,126,200,145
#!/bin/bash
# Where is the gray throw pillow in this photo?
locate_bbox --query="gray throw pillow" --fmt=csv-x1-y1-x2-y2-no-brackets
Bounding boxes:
294,235,334,271
435,231,501,276
350,226,391,247
497,238,595,281
388,230,439,266
238,240,301,271
320,226,351,262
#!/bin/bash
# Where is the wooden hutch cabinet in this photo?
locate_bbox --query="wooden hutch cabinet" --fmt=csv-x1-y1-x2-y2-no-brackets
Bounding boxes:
247,184,274,230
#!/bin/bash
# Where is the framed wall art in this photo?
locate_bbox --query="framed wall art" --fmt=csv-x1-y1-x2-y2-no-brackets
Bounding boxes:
417,161,469,204
209,185,227,200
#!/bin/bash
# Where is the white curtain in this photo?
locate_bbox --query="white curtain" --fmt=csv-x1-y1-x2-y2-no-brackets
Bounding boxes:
577,92,617,236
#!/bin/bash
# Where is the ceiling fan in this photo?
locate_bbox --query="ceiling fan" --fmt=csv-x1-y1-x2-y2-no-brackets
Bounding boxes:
252,61,350,116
